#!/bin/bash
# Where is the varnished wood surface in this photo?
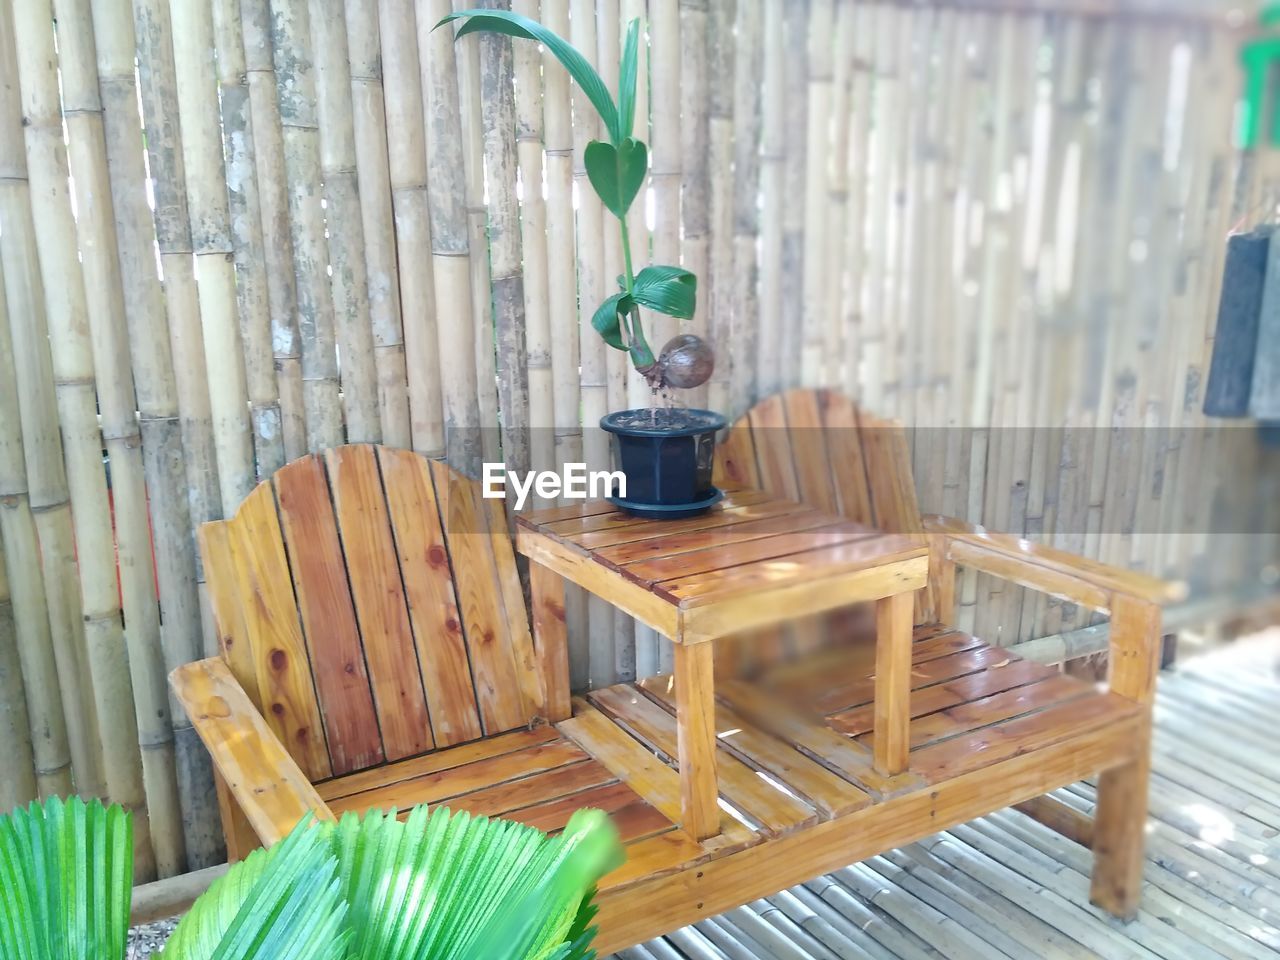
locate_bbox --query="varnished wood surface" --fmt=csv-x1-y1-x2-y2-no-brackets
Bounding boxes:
170,658,334,846
198,445,548,783
925,514,1186,606
609,652,1276,960
518,488,929,644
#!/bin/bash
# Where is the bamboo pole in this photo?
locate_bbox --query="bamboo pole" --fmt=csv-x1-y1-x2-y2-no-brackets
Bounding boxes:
455,19,501,466
270,0,345,451
312,0,381,443
540,0,588,689
841,2,873,402
623,0,652,410
169,0,257,511
0,529,38,813
212,0,285,476
132,0,224,671
96,0,221,868
650,0,681,362
11,0,155,877
346,0,412,448
0,4,103,806
680,0,710,410
800,0,833,386
241,0,307,460
512,0,555,495
598,0,629,415
381,0,444,457
478,0,531,478
0,257,62,806
566,0,619,688
543,0,580,477
705,0,734,415
729,0,762,413
779,0,808,390
595,0,637,683
758,0,784,398
56,0,185,876
821,0,852,391
420,0,482,473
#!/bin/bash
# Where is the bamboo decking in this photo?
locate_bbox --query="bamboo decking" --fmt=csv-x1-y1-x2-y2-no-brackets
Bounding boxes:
610,637,1280,960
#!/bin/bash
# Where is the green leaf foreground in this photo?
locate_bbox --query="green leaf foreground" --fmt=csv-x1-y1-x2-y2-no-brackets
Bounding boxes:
592,291,633,351
0,798,623,960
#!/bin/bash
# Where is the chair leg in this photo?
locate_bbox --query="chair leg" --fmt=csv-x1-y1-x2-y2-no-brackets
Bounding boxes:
1088,734,1151,919
215,771,260,862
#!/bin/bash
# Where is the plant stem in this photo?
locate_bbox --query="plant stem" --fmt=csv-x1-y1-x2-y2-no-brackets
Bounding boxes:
617,213,656,372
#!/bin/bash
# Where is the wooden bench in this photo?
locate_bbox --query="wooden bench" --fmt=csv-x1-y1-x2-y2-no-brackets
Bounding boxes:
174,391,1181,954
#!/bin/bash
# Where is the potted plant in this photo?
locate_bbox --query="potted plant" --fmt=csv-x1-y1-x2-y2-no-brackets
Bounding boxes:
440,10,726,519
0,795,621,959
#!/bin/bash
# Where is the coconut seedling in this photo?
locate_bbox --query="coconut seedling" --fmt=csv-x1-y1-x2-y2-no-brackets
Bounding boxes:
438,9,713,392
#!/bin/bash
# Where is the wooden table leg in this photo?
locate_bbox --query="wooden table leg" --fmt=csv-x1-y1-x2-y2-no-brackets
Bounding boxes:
529,561,571,723
674,642,719,841
873,591,914,777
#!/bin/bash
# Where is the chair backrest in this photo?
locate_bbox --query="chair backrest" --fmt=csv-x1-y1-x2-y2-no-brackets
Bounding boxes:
199,445,544,783
714,388,934,625
714,388,924,534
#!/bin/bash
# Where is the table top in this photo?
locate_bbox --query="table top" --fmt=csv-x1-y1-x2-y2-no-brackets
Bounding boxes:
516,488,930,644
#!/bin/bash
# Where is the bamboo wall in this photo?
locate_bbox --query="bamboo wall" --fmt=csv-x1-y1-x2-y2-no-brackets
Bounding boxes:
0,0,1276,879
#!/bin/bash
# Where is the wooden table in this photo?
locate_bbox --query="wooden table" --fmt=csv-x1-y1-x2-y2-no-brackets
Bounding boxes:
516,488,930,841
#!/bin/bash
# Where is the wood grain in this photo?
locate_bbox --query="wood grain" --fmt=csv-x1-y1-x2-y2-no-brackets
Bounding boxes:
274,455,383,774
674,642,720,841
226,483,332,780
377,447,483,746
326,445,432,760
873,591,914,776
171,658,334,845
432,460,532,735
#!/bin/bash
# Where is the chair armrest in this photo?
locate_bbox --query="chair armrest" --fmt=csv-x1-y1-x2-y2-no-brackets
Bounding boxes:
170,658,335,846
923,515,1186,613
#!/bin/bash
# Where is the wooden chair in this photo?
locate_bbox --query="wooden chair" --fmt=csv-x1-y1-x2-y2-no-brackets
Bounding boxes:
175,445,665,859
176,419,1179,954
708,387,1182,918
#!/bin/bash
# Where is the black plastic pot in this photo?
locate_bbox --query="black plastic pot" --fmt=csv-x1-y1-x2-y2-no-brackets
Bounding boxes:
600,408,728,519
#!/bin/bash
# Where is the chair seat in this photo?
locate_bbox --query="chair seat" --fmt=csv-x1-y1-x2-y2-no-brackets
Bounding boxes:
315,724,678,844
574,624,1139,843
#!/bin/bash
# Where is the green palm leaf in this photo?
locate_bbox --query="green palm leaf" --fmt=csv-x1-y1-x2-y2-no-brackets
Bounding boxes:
438,10,622,144
331,805,621,960
0,796,132,960
159,820,348,960
617,18,641,142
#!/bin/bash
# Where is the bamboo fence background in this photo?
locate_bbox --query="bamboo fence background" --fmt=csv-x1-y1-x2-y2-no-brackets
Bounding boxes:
0,0,1277,879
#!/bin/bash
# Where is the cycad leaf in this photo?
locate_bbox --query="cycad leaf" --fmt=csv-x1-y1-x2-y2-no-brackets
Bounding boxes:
631,265,697,320
618,18,641,142
0,796,132,960
592,292,633,351
159,819,348,960
439,10,622,143
331,804,621,960
584,139,647,218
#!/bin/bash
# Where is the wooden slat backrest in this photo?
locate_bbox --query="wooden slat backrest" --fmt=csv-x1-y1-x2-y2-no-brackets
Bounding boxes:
713,389,934,623
198,445,545,781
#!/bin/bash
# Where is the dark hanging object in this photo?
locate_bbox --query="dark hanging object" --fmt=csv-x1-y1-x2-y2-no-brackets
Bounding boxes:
1204,228,1270,418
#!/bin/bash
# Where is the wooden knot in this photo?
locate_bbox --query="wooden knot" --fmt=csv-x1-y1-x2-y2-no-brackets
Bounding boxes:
270,649,287,671
427,544,448,567
206,696,232,719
